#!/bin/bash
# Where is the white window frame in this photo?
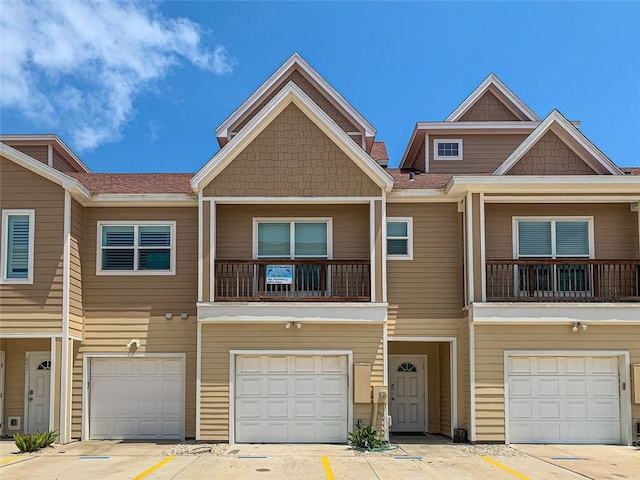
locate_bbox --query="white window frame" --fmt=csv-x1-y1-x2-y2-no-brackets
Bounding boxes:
252,218,333,259
386,217,413,260
512,216,595,259
433,139,463,160
1,209,35,284
96,221,176,275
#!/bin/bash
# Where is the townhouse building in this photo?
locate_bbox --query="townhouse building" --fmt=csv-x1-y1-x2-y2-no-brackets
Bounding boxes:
1,54,639,446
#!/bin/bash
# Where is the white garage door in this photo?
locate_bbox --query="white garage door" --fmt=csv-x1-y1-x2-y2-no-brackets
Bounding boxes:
507,355,621,444
235,354,348,443
90,357,184,439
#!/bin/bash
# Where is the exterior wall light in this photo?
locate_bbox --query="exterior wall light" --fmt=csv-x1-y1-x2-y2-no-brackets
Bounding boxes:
165,312,173,320
571,322,587,332
180,312,189,319
285,321,302,329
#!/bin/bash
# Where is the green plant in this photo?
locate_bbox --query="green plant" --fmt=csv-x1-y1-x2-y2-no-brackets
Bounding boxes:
13,430,59,453
348,424,383,450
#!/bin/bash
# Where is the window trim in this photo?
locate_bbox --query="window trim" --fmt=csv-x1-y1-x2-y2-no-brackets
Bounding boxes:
252,218,333,259
1,209,35,284
433,139,463,161
512,216,595,259
96,221,176,275
386,217,413,261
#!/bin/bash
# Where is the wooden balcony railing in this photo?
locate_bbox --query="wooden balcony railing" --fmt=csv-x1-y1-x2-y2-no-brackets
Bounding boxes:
214,259,371,301
486,259,640,302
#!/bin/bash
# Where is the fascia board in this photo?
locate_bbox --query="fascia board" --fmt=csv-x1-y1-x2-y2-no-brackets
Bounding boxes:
88,194,197,207
416,121,542,130
0,134,91,172
194,82,393,192
398,125,420,169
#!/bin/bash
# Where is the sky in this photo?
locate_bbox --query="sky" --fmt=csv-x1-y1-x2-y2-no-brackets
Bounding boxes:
1,1,639,172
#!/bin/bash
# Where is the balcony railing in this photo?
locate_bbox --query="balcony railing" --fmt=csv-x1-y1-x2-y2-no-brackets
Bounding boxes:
486,259,640,302
214,259,371,302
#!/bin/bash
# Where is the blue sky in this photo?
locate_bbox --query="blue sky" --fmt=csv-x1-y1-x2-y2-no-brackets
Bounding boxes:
1,1,639,172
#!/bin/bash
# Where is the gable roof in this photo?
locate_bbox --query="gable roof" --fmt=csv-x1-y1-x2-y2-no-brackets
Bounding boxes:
370,141,389,167
493,110,624,176
214,53,376,142
445,73,541,122
192,81,394,193
0,134,91,172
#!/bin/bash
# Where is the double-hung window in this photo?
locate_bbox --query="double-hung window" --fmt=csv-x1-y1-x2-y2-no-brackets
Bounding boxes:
387,218,413,260
1,210,35,284
515,217,593,296
98,222,175,275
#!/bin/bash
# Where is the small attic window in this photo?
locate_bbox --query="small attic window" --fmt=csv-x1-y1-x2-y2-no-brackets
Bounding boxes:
434,139,463,160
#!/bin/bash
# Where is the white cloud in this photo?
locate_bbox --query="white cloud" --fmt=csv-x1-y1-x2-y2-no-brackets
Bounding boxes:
0,0,235,150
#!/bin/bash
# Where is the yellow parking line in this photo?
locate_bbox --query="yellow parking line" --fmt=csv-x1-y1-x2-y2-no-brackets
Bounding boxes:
132,455,176,480
321,455,335,480
481,456,531,480
0,457,27,466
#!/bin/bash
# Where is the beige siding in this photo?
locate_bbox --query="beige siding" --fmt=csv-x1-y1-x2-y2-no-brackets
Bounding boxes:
0,338,51,435
52,150,76,172
459,91,520,122
3,144,49,164
69,200,84,338
204,104,380,197
387,203,463,337
0,156,64,334
472,194,483,301
405,138,426,172
428,134,527,174
439,342,451,435
215,204,370,260
374,200,383,302
232,68,359,133
200,323,384,441
485,203,639,260
70,206,198,438
202,201,211,302
474,324,640,442
459,316,471,432
506,130,600,175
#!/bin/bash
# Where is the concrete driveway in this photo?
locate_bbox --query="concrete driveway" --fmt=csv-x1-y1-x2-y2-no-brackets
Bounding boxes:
1,440,638,479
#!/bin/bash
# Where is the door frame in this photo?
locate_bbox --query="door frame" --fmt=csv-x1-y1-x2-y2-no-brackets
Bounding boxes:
81,353,187,441
229,349,353,444
503,350,632,445
388,354,428,433
24,351,51,434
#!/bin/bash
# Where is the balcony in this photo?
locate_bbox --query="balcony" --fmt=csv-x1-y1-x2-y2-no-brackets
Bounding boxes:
486,259,640,302
214,259,371,302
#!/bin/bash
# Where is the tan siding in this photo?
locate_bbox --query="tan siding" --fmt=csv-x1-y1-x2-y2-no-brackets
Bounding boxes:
3,144,49,164
506,130,599,175
439,342,451,435
232,68,359,133
69,200,84,338
387,203,463,337
70,206,198,438
472,194,483,301
52,150,76,172
405,138,426,172
215,204,370,260
459,316,470,432
485,203,639,260
200,323,384,441
429,134,527,174
474,324,640,442
459,91,520,122
374,200,383,302
203,104,380,197
202,201,210,302
0,156,64,334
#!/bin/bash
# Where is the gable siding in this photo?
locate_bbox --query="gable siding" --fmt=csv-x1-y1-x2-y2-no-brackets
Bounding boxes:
428,134,528,174
52,150,76,172
0,156,64,334
232,68,359,133
506,130,598,175
3,144,49,164
204,104,380,197
459,91,520,122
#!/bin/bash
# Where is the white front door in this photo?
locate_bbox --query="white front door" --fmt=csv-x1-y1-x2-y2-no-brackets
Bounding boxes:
389,355,426,432
26,351,51,433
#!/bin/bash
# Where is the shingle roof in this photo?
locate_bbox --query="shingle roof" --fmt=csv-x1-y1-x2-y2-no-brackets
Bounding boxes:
68,173,194,194
622,167,640,176
387,169,491,189
370,141,388,165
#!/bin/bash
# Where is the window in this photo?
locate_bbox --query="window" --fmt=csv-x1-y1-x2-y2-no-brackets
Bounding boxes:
97,222,175,275
254,219,331,259
434,139,463,160
387,217,413,260
1,210,35,284
397,362,417,373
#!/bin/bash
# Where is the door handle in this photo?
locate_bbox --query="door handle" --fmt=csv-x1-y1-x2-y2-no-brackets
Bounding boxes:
28,397,33,401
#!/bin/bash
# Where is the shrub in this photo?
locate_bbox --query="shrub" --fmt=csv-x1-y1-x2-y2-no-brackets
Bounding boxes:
13,430,59,453
348,424,383,450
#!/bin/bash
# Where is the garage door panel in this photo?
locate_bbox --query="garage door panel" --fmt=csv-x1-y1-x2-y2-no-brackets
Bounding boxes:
565,357,588,374
510,378,532,396
113,359,136,375
591,357,618,375
267,356,288,373
293,356,316,373
237,356,262,373
237,377,261,396
293,399,315,418
538,378,560,396
537,357,561,374
592,377,618,397
294,377,316,395
266,377,289,395
266,399,289,418
538,400,560,419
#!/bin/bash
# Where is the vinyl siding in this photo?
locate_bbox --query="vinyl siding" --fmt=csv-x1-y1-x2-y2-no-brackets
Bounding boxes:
473,324,640,442
203,104,380,197
3,144,49,164
459,316,471,432
439,341,451,435
0,156,64,334
52,150,76,172
484,203,639,260
386,203,463,337
200,323,384,441
70,206,198,438
69,200,83,338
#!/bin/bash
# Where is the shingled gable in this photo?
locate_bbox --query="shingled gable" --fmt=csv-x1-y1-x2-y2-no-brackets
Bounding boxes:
493,109,624,176
446,73,541,122
215,53,376,149
191,81,394,193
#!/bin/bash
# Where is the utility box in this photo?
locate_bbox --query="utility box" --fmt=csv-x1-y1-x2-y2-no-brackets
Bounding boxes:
354,363,372,403
633,364,640,404
373,386,389,404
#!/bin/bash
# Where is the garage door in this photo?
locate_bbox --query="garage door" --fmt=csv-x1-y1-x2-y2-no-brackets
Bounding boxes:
89,357,184,439
235,354,348,443
507,355,620,444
